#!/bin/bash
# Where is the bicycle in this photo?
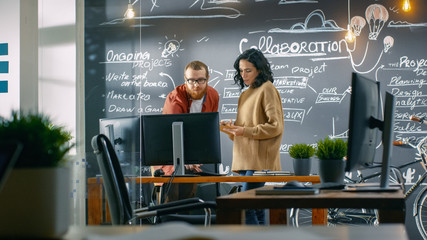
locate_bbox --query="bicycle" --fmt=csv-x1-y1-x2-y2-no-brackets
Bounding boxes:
290,115,427,238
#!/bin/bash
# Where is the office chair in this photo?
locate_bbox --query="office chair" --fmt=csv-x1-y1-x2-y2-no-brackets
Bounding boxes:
91,134,217,226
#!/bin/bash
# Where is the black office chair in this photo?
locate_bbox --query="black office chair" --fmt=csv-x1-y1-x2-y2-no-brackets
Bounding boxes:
91,134,216,226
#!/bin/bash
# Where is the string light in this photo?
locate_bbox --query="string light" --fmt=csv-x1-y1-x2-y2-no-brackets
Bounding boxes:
346,25,355,42
124,1,135,19
345,0,355,42
402,0,411,12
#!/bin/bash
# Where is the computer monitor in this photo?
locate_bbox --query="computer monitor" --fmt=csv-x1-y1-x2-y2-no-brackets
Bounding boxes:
99,116,140,175
141,112,222,176
346,73,381,171
346,72,396,190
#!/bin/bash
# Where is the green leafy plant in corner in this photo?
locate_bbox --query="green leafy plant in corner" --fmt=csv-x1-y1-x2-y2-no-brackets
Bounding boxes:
289,143,315,159
0,111,74,168
315,137,347,160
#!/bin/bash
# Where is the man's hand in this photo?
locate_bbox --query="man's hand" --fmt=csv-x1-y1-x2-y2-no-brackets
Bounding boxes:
185,164,203,172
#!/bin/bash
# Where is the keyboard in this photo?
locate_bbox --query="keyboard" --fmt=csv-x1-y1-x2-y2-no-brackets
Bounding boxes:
193,171,225,176
311,182,346,190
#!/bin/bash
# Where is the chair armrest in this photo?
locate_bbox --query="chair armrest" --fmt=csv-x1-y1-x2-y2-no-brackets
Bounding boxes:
134,201,216,219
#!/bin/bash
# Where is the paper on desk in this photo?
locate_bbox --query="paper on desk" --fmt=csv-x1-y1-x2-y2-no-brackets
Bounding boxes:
86,222,330,240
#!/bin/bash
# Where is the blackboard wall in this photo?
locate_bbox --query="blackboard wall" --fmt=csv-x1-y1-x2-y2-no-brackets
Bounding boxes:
85,1,427,237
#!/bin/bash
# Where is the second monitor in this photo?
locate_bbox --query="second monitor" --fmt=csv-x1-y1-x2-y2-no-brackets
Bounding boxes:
141,112,222,176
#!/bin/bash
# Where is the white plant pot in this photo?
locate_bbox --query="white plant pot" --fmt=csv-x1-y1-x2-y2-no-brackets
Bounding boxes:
0,167,70,239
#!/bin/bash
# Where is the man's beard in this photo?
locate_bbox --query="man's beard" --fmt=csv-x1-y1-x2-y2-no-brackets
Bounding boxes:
186,86,207,100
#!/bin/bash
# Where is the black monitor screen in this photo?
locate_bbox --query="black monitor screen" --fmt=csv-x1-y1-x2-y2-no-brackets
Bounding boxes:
346,72,381,172
141,112,221,167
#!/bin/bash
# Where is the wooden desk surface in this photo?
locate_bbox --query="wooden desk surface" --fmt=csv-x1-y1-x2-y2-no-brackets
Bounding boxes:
87,175,321,184
216,185,406,225
217,185,405,209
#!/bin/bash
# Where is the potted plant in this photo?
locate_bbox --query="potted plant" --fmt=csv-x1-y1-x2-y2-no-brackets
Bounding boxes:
289,143,315,176
0,111,74,238
315,137,347,184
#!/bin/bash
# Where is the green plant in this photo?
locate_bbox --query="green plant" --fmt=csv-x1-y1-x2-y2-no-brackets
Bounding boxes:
315,137,347,160
0,111,74,168
289,143,315,159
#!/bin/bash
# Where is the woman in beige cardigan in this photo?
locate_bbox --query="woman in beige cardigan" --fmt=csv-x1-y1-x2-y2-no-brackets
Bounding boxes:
221,48,284,225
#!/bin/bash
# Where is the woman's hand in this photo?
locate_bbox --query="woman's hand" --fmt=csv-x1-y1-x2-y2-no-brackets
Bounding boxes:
220,119,232,133
220,120,244,136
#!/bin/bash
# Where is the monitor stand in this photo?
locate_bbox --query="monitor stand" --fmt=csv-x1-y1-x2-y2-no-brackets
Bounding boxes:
172,121,186,176
169,121,215,178
344,93,400,193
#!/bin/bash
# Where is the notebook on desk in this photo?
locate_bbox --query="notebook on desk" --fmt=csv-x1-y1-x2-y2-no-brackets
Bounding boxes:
253,170,293,176
256,183,319,195
0,141,22,191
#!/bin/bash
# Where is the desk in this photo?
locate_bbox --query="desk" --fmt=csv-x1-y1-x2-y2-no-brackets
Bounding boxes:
87,175,320,225
216,185,406,225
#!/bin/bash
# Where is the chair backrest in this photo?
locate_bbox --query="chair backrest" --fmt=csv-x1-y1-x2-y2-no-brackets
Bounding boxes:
91,134,133,225
0,140,22,191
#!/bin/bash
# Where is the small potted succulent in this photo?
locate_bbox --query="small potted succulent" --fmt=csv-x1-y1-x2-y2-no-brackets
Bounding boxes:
0,111,74,238
289,143,315,176
315,137,347,184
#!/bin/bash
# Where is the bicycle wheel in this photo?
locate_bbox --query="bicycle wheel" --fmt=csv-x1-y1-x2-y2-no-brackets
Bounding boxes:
289,208,312,227
414,187,427,239
290,208,377,227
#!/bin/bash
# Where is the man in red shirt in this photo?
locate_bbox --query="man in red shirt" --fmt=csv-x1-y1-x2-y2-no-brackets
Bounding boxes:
153,60,219,202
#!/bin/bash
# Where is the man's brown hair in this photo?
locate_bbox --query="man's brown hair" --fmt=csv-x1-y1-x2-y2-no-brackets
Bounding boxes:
184,61,209,79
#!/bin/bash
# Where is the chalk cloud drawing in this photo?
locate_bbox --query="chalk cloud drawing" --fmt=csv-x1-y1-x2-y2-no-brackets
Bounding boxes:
388,20,427,28
268,9,344,33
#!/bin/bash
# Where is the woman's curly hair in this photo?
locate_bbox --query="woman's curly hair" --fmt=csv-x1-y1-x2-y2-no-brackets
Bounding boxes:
233,48,274,90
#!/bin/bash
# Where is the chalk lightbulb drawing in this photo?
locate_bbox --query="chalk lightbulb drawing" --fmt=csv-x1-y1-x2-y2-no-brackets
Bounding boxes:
159,35,184,58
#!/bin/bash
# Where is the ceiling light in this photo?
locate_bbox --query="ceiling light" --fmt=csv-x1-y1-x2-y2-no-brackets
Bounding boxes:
124,2,135,19
402,0,411,12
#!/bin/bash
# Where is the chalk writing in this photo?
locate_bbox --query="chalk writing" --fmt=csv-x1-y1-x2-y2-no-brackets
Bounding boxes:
274,76,308,89
221,104,238,114
223,87,240,98
283,108,305,123
106,90,151,101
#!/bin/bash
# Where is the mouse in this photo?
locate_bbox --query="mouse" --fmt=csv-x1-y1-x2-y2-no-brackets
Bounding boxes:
283,181,306,188
153,169,165,177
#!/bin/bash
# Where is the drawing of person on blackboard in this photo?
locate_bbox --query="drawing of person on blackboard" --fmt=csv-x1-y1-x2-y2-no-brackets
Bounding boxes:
152,60,219,203
220,49,284,225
